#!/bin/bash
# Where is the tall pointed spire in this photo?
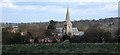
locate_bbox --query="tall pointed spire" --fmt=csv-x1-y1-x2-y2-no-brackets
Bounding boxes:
66,8,70,22
63,8,73,37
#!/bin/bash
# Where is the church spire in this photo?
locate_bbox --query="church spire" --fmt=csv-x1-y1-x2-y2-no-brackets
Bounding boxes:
63,8,73,37
66,8,70,22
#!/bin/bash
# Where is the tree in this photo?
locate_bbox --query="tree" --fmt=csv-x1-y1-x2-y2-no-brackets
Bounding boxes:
77,27,86,31
115,28,120,43
27,25,47,38
48,20,57,29
18,24,29,32
45,20,57,37
82,24,114,43
3,24,13,32
18,24,47,38
82,27,104,43
114,19,120,43
69,35,82,43
2,31,26,45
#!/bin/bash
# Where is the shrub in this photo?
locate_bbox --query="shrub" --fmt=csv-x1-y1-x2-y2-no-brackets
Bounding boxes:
2,31,28,45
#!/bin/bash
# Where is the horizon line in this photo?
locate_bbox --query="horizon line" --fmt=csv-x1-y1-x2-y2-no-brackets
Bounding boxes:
2,16,119,23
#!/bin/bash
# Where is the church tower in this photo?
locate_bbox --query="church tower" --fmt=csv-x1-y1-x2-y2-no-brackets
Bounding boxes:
63,8,73,37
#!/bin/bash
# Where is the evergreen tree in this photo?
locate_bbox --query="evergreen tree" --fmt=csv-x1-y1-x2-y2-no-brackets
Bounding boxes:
45,20,57,37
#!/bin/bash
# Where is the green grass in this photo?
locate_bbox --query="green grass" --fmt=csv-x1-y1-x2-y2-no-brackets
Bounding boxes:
2,43,120,53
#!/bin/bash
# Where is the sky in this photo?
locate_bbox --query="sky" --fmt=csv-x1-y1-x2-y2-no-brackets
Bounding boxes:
0,0,120,23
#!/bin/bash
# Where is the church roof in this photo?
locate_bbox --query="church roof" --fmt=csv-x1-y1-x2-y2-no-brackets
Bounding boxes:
56,27,84,34
72,28,79,33
56,28,63,33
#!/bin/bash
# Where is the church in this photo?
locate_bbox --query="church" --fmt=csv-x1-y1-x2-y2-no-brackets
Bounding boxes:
56,8,84,37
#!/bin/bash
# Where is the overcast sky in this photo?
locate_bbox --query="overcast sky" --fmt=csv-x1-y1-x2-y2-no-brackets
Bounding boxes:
1,0,119,23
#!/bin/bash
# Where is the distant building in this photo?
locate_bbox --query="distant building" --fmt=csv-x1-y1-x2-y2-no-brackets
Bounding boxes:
21,32,27,36
11,29,16,33
11,25,18,33
56,28,84,36
56,8,84,37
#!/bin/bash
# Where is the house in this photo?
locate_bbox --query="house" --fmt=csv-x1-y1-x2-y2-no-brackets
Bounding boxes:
21,32,27,36
10,25,18,33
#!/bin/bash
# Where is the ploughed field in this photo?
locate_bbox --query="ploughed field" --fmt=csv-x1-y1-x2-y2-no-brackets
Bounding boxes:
2,43,120,53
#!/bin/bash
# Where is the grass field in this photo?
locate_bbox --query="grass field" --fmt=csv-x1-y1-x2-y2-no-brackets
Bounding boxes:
2,43,120,54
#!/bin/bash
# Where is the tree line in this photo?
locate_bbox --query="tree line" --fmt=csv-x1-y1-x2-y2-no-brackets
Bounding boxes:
2,19,120,44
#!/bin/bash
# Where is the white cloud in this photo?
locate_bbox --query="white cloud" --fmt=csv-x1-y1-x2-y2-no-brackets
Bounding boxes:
1,1,118,15
0,0,18,8
7,0,119,3
70,3,118,16
100,4,118,11
1,0,119,9
2,0,10,2
80,0,119,3
36,5,66,14
1,0,118,18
